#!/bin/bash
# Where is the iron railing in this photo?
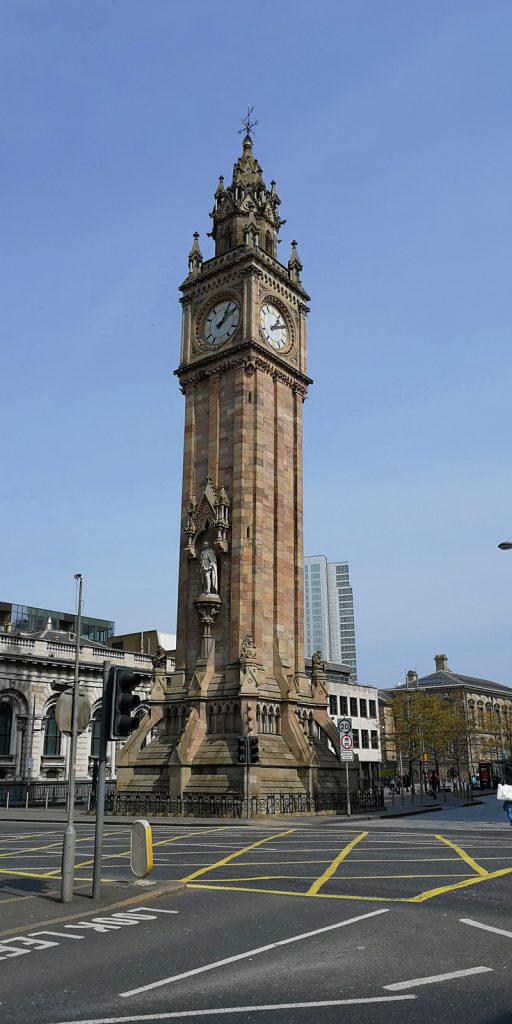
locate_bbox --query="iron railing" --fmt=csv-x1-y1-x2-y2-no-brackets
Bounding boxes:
0,781,384,816
0,780,115,809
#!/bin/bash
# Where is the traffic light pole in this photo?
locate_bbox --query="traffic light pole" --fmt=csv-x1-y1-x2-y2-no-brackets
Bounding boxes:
61,573,83,903
92,660,111,900
246,738,251,820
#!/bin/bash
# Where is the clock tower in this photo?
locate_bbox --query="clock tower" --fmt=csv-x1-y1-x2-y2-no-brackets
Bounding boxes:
119,131,344,798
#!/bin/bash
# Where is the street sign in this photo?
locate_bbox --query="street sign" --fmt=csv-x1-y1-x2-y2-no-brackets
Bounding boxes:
340,749,354,761
55,692,91,736
340,733,353,750
337,717,352,733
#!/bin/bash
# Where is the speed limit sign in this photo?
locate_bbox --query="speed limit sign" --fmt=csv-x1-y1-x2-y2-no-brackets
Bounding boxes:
337,717,352,733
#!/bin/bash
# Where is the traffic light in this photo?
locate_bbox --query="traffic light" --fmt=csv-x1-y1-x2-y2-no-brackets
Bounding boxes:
108,667,142,740
249,736,259,764
237,735,247,764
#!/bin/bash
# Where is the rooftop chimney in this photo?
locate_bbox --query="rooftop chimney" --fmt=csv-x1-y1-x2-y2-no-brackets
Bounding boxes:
406,670,418,685
434,653,448,672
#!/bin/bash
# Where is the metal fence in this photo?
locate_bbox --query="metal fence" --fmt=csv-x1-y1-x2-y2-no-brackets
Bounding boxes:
0,782,383,816
0,780,115,809
103,787,384,818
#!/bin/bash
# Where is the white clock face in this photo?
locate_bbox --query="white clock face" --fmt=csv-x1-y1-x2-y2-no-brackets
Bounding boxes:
260,303,289,351
203,300,240,346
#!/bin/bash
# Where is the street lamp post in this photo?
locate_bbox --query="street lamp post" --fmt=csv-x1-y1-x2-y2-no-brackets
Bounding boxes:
61,573,83,903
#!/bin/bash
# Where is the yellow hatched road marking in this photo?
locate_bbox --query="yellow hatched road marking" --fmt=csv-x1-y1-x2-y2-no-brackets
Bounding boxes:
307,832,368,896
0,829,121,861
188,883,406,902
58,825,231,875
412,865,512,902
435,835,488,877
180,829,296,883
189,865,512,903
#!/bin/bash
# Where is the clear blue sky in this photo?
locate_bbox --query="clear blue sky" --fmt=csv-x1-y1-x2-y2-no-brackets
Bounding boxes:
2,1,512,687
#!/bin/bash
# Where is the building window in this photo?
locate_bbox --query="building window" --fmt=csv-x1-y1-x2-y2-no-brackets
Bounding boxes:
361,730,369,749
352,729,359,748
359,699,367,718
0,704,12,756
339,695,348,716
44,708,62,757
369,700,376,718
350,697,358,717
329,695,338,716
371,729,379,749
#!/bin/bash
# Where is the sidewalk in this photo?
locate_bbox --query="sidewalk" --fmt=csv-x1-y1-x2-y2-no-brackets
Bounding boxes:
0,876,184,939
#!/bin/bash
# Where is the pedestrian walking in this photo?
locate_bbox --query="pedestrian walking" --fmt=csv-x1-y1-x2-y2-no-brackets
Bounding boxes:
430,770,440,799
497,781,512,826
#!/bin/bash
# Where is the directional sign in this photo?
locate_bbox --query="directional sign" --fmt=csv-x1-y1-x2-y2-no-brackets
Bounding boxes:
340,733,353,750
337,717,352,734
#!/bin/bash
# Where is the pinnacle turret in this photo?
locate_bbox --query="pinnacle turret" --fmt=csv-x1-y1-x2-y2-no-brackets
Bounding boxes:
188,232,203,276
209,134,285,258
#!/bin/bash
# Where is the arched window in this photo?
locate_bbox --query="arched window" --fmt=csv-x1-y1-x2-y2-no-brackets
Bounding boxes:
44,707,61,757
265,231,273,256
0,703,12,756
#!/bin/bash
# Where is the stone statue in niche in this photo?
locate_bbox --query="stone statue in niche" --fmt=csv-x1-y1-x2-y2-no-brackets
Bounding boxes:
199,541,218,594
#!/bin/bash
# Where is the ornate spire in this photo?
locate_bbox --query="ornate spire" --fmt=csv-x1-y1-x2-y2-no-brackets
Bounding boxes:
188,231,203,276
288,240,302,285
209,133,286,258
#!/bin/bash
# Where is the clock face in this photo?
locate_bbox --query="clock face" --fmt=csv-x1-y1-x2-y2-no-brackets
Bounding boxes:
260,303,289,351
203,299,240,346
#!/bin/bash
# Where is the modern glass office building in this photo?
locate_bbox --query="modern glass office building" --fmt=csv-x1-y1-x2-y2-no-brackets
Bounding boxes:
304,556,358,683
0,601,115,646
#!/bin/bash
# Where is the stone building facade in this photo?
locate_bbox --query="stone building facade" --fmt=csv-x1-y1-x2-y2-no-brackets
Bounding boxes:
380,654,512,784
0,624,159,782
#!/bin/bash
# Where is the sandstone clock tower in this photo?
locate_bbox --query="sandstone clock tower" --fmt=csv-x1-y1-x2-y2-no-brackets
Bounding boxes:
118,130,344,798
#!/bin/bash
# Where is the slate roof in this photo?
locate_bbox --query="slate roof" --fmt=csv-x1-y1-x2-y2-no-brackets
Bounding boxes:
394,669,512,697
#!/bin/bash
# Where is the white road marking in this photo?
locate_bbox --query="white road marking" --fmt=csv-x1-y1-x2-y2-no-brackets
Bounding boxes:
120,908,389,998
129,907,179,914
385,966,492,990
460,918,512,939
49,994,415,1023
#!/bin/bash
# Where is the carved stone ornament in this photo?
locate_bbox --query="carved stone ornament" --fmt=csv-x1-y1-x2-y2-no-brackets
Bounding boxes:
184,478,231,558
311,649,326,675
240,633,257,664
177,351,310,400
194,593,222,659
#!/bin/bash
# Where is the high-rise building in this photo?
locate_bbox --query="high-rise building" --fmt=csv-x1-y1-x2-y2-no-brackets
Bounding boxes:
304,557,357,682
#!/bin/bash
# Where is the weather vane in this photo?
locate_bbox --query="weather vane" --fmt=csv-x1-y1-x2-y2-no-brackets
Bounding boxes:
239,105,258,140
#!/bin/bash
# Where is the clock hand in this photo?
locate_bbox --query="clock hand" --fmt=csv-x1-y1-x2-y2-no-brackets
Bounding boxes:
270,319,284,330
217,304,233,329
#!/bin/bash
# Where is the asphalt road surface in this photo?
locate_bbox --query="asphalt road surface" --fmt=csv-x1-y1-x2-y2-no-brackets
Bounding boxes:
1,805,511,1024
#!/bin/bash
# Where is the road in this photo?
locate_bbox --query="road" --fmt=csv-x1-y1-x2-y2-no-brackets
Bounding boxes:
1,801,511,1024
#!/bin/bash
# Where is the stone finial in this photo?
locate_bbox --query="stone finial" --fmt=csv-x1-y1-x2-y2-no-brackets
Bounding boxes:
288,239,303,285
188,232,203,276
